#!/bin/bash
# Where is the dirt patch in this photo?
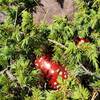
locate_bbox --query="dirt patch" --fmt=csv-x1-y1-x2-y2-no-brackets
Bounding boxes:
33,0,74,24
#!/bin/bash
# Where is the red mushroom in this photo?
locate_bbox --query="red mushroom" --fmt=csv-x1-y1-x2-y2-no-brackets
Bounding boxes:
34,54,68,89
74,36,90,46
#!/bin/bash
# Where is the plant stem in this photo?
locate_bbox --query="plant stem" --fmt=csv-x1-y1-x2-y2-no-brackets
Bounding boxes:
6,70,16,81
78,62,100,80
48,39,68,49
0,67,17,81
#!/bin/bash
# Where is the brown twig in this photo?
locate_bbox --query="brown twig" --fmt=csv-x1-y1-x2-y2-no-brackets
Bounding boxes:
0,67,17,81
0,68,8,75
6,70,16,81
48,39,68,49
91,91,99,100
78,62,100,80
78,62,94,76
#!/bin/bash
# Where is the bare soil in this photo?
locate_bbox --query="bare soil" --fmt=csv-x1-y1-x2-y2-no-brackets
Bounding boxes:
33,0,74,24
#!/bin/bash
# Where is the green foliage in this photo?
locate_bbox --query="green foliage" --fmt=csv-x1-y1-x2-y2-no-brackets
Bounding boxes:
72,85,90,100
48,17,74,42
0,75,11,100
0,0,14,3
0,0,100,100
11,57,29,85
21,10,33,32
91,80,100,88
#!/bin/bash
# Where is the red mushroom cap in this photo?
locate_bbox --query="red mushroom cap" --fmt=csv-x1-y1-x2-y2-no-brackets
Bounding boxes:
34,54,68,89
